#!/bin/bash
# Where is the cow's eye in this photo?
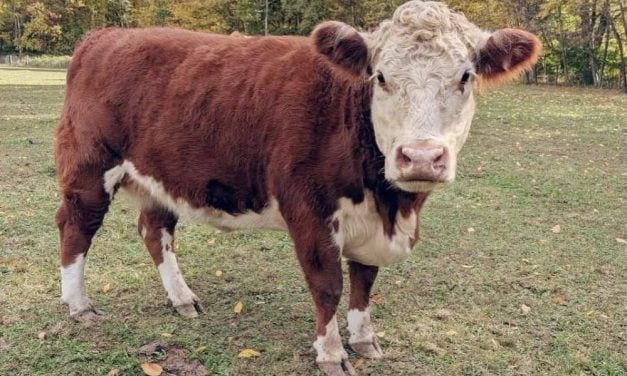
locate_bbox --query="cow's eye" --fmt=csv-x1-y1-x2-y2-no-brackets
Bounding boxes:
461,70,471,84
458,70,472,93
377,71,386,85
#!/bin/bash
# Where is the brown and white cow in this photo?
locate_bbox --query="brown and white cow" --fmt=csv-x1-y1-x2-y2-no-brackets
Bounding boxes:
54,1,540,374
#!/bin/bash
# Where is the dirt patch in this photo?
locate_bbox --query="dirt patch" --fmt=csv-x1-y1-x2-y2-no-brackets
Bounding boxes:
138,341,207,376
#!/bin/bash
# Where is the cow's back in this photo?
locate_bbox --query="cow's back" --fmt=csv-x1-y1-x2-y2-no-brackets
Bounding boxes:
57,27,327,214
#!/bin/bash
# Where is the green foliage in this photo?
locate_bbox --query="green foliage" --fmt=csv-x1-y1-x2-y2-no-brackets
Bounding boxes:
0,0,625,89
18,2,62,53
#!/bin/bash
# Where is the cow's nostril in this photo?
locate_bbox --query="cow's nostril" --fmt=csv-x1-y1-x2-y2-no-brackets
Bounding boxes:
432,148,448,170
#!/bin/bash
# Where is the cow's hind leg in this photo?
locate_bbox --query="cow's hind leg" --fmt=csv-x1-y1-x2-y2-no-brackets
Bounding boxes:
137,207,202,318
347,261,383,359
56,173,110,323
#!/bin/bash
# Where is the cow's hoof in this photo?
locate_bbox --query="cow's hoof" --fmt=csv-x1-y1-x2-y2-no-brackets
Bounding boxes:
175,298,204,318
70,307,104,325
350,339,383,359
317,359,357,376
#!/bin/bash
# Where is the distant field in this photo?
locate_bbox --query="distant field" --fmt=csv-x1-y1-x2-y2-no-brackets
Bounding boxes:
0,65,625,375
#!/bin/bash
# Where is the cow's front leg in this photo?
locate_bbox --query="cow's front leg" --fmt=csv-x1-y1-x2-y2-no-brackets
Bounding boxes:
347,261,383,359
288,223,355,376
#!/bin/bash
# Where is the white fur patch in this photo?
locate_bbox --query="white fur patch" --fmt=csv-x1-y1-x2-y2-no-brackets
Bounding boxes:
332,191,416,266
313,315,348,363
156,229,196,306
103,164,126,199
103,160,287,231
347,308,375,345
61,254,91,315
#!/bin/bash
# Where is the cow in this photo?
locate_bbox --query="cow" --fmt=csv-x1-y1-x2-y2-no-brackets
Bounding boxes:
54,1,540,375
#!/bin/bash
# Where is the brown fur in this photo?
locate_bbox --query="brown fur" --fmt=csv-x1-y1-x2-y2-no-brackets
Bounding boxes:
477,28,542,87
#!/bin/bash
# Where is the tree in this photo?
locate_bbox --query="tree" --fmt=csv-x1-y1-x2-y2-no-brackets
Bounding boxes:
19,2,62,53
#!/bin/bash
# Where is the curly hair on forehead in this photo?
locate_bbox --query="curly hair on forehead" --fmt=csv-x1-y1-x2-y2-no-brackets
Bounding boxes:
364,1,490,67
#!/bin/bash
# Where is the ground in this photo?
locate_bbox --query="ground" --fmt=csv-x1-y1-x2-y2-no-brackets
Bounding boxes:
0,65,625,376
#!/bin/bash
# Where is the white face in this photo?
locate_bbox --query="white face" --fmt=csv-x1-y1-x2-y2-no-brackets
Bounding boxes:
365,2,488,193
371,50,477,192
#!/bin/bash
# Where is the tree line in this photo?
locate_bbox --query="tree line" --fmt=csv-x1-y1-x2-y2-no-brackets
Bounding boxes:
1,0,625,90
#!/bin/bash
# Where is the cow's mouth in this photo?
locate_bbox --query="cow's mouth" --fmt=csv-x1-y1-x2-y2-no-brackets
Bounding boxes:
393,179,449,193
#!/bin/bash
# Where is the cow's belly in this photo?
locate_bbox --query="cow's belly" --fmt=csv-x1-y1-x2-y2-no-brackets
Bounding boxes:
333,192,417,267
105,162,415,264
104,160,287,231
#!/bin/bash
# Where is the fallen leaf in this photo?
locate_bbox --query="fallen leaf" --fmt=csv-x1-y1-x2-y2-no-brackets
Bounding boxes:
616,238,627,245
107,369,120,376
233,302,244,314
521,304,531,315
238,348,261,358
37,331,46,340
434,309,453,320
394,280,402,287
138,341,167,356
461,264,474,269
445,330,458,336
160,333,172,338
102,283,112,293
207,238,216,245
467,227,475,233
195,345,207,353
354,359,366,369
215,270,223,277
369,294,385,305
551,293,567,306
376,331,386,338
551,225,561,234
140,362,163,376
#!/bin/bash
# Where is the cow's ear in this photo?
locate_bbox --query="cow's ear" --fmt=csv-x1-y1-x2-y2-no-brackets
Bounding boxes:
312,21,369,76
476,28,541,84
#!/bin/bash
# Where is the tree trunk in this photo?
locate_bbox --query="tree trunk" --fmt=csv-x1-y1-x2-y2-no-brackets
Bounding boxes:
558,4,568,84
12,3,22,57
599,23,610,86
609,6,627,92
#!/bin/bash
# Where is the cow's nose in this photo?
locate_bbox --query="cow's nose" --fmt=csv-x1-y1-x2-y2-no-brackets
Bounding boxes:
396,144,449,181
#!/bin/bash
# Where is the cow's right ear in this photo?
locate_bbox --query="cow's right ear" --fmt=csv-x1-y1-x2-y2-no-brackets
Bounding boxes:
312,21,369,76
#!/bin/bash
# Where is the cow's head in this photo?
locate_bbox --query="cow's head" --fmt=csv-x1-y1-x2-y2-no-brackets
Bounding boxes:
313,1,541,193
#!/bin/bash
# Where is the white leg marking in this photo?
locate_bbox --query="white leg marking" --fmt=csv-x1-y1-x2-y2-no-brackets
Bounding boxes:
140,226,147,240
347,308,375,345
156,229,196,307
61,254,92,315
103,164,126,199
313,315,348,363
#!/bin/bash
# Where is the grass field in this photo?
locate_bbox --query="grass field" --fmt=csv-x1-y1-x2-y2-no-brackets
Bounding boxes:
0,65,625,376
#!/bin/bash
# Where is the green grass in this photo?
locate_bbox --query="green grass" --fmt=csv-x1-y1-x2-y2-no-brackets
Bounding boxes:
0,65,625,375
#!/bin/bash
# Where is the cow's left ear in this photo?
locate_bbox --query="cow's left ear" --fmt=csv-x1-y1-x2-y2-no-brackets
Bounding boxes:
476,28,542,84
312,21,369,76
